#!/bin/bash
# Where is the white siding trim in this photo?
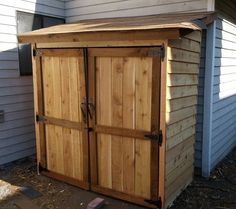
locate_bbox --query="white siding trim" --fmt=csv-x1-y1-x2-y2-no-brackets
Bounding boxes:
202,21,216,177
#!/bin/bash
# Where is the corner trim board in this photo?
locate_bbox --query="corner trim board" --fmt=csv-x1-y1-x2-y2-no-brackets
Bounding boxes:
202,21,216,177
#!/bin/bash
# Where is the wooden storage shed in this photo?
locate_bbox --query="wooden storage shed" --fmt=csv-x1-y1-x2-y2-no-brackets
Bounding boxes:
18,12,215,209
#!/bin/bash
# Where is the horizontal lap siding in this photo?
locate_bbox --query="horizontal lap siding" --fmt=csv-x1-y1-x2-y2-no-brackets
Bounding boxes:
195,30,206,169
65,0,208,22
210,17,236,169
0,0,65,165
165,31,201,207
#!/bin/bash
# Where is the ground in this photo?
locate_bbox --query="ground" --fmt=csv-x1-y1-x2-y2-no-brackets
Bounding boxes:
0,148,236,209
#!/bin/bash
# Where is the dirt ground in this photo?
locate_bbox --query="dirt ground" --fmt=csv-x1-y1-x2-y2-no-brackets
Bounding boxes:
170,148,236,209
0,148,236,209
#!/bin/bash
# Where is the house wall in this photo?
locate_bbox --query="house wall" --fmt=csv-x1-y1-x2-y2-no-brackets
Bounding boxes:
0,0,64,165
165,31,202,207
210,16,236,169
215,0,236,24
198,0,236,175
65,0,212,22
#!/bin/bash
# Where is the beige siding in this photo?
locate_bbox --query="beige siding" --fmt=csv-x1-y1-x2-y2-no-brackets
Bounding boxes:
165,31,202,207
65,0,210,22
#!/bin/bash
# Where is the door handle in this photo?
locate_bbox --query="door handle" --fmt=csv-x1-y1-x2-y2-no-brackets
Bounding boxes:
80,101,87,123
88,102,95,119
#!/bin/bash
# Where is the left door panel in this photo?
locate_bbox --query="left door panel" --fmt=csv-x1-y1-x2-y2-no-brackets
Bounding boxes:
35,49,89,189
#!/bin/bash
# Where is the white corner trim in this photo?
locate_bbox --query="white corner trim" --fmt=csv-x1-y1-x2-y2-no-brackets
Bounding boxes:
202,20,216,177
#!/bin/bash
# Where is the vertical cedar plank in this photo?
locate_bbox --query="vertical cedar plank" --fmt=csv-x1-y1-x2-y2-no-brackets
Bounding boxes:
150,57,161,200
52,57,64,174
42,57,53,117
111,58,124,191
135,57,152,199
69,57,81,179
122,58,136,194
60,57,73,177
42,57,56,171
97,57,112,188
32,47,46,168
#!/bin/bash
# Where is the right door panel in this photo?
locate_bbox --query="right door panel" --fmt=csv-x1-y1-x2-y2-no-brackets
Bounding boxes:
88,48,161,203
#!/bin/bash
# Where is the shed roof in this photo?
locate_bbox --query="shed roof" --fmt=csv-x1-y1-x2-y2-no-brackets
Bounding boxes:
18,12,216,44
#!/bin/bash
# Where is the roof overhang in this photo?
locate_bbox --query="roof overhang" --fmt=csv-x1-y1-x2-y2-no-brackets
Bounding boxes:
18,12,217,44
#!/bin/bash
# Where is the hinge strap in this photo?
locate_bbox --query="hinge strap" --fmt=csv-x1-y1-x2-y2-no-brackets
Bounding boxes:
144,130,163,146
33,49,42,57
36,114,46,123
147,46,165,61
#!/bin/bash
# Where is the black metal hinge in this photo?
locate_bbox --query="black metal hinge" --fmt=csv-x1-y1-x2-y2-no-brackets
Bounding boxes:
38,163,48,172
144,130,163,146
145,197,162,208
147,46,165,61
33,49,42,57
36,114,46,123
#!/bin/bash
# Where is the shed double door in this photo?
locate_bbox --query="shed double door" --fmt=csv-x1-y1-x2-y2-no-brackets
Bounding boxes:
37,47,161,205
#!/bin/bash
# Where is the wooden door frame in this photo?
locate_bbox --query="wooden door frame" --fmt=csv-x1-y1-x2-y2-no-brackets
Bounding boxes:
87,47,162,208
32,47,90,190
159,41,168,209
32,44,47,170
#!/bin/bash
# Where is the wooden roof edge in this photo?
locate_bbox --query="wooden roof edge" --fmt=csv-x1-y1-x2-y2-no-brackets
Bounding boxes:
18,28,182,44
17,12,217,44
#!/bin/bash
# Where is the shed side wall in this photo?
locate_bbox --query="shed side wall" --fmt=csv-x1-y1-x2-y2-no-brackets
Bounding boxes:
65,0,210,22
0,0,65,165
165,31,201,207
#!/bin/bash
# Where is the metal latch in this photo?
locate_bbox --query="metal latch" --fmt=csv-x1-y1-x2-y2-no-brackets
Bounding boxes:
144,130,163,146
145,197,162,208
85,127,93,132
36,114,46,123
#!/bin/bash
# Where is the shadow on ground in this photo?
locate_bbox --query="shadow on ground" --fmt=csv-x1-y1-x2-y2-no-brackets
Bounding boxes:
0,148,236,209
170,147,236,209
0,157,144,209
